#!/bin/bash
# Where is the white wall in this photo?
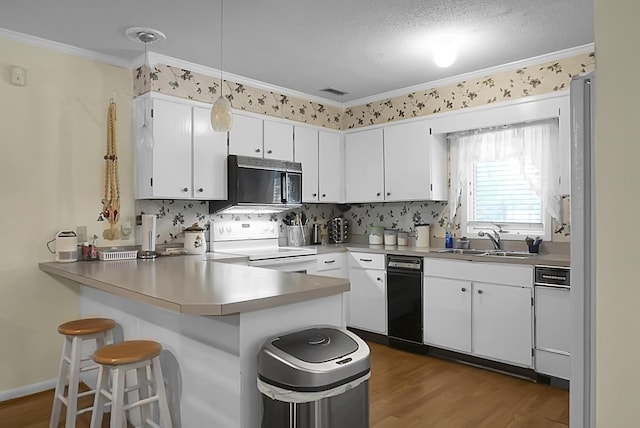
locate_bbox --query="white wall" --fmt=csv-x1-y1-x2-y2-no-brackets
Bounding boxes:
0,36,133,395
594,0,640,425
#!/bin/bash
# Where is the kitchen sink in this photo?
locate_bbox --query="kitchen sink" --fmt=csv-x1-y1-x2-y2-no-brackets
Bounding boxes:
483,250,536,258
436,249,489,255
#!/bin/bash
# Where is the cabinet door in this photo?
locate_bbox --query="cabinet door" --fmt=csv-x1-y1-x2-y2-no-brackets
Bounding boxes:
383,121,432,201
294,126,319,202
348,268,386,334
263,120,294,160
151,99,193,198
228,113,263,157
424,276,472,352
318,131,343,203
345,129,384,202
472,282,533,367
535,286,571,354
192,106,228,200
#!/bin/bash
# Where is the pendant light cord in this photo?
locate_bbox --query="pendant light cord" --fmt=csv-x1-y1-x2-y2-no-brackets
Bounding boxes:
220,0,224,97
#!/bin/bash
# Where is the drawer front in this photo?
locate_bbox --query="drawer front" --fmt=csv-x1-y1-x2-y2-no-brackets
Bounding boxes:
424,258,533,287
317,253,345,272
349,252,386,270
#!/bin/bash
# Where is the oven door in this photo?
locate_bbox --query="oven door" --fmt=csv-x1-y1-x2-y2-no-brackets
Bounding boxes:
249,255,317,274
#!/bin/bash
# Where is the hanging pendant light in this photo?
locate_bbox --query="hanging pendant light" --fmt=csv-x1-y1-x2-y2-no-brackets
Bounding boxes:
126,27,166,150
211,0,233,132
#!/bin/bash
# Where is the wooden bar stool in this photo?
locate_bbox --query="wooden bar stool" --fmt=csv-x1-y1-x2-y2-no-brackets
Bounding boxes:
50,317,116,428
90,340,173,428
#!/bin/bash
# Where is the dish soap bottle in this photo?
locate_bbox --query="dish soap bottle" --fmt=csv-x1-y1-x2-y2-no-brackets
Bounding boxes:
445,223,454,248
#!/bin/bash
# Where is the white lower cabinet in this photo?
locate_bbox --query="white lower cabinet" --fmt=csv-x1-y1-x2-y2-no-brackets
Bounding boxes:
316,252,346,278
424,259,533,368
347,252,386,334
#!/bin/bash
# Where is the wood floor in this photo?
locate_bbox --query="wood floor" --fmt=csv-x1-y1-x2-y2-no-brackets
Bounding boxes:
0,342,568,428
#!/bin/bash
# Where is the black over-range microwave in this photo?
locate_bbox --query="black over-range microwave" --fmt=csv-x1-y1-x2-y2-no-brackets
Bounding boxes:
209,155,302,214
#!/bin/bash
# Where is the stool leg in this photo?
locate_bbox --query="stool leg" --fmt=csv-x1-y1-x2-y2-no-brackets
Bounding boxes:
90,365,109,428
151,356,173,428
136,366,152,425
64,336,83,428
50,336,71,428
110,366,127,428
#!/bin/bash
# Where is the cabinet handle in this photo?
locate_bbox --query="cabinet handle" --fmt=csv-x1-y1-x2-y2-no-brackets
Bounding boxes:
377,277,382,281
322,193,326,198
267,149,273,154
255,148,261,153
461,287,466,292
312,193,317,197
386,192,391,196
376,192,381,197
477,289,483,294
182,187,189,192
360,258,373,262
198,188,204,193
324,260,336,264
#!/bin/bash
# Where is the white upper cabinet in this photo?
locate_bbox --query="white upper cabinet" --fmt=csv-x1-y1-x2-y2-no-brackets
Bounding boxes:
263,120,294,161
135,95,228,200
318,131,343,203
345,128,385,202
229,113,294,161
192,106,228,200
294,126,319,202
228,113,263,157
295,127,343,203
344,121,447,203
384,121,447,201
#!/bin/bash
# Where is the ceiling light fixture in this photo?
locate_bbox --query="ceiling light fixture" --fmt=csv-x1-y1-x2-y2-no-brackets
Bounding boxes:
126,27,166,151
433,39,457,68
210,0,233,132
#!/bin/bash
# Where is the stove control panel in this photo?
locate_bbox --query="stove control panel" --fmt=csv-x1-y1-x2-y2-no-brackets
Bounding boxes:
212,221,277,242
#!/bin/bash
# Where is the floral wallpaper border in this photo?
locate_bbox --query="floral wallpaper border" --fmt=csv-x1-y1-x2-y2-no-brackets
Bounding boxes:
133,52,594,131
134,64,343,130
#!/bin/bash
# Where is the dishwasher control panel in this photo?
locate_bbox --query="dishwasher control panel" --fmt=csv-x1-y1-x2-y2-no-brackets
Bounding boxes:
534,266,570,288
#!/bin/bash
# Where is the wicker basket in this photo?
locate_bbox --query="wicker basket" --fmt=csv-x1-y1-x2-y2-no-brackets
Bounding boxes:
98,250,138,261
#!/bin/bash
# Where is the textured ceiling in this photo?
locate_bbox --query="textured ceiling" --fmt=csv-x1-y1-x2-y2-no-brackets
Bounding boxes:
0,0,593,102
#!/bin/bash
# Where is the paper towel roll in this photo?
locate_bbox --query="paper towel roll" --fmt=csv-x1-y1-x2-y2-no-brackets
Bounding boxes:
141,214,156,252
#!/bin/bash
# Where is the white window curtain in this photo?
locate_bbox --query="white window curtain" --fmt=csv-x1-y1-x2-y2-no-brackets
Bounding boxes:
449,119,561,222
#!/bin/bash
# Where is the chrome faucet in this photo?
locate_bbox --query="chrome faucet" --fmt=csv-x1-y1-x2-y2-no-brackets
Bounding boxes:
478,229,502,250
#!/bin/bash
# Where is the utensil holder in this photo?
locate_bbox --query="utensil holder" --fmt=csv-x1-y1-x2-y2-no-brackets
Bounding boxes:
287,225,310,247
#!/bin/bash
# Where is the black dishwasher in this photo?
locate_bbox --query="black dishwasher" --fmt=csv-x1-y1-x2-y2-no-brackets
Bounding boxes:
387,255,423,347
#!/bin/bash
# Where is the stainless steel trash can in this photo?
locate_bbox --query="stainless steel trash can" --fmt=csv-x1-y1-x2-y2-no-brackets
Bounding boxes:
258,326,370,428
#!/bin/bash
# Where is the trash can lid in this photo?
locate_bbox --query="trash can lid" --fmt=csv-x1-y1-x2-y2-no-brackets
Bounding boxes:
272,327,358,363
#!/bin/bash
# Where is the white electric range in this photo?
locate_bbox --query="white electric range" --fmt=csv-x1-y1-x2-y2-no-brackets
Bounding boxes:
209,221,317,273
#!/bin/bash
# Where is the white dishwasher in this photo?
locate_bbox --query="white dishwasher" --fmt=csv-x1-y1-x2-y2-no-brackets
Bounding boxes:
534,266,571,381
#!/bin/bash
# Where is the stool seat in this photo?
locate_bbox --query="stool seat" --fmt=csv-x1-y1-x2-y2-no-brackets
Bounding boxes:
57,318,116,336
93,340,162,366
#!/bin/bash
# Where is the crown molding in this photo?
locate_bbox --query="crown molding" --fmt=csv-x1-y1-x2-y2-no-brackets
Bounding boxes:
343,43,595,108
144,52,345,109
0,27,132,68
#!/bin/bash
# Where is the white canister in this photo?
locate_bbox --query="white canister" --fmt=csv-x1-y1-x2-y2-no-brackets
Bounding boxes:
184,223,207,255
415,224,431,247
384,229,397,246
369,226,384,245
397,231,409,246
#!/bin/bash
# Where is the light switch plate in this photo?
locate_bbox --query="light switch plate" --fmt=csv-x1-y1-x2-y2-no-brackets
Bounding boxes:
10,66,26,86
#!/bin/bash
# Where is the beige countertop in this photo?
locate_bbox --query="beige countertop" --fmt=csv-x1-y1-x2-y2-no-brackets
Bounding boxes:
312,243,570,267
39,256,349,316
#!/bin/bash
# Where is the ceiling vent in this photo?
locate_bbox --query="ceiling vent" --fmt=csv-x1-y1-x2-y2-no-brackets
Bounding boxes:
319,87,349,97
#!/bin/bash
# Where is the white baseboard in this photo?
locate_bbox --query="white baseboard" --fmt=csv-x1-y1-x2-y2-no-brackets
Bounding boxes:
0,378,56,402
